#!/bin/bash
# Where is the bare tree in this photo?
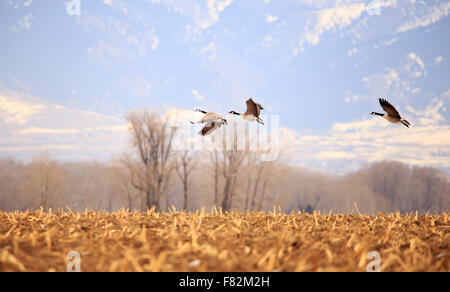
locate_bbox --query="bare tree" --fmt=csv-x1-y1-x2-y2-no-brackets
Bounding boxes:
209,150,221,206
0,158,25,211
249,161,271,211
22,152,66,211
112,158,141,210
240,150,275,211
124,110,178,211
175,150,197,211
244,153,258,210
257,178,270,210
220,135,247,212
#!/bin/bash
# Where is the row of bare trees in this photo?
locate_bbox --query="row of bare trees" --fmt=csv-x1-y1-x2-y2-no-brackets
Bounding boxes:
0,155,448,214
0,110,448,214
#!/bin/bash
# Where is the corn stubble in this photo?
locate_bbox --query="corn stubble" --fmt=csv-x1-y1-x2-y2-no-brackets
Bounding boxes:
0,208,448,272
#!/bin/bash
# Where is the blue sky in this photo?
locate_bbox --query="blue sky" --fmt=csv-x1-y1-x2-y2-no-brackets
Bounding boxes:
0,0,449,174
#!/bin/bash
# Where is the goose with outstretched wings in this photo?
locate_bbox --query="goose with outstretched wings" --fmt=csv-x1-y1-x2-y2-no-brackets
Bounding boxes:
371,98,411,128
229,98,265,125
190,109,228,136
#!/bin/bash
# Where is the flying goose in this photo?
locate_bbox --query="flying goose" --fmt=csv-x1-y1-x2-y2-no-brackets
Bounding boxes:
371,98,411,128
190,109,228,136
229,98,265,125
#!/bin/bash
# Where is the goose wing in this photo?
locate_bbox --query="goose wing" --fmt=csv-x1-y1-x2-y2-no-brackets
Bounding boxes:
200,121,221,136
379,98,401,119
245,98,264,118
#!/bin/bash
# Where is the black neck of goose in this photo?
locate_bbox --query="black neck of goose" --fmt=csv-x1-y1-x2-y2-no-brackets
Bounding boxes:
230,111,241,116
373,112,384,116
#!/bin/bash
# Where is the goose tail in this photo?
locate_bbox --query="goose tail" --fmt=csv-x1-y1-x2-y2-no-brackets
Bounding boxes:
401,120,411,128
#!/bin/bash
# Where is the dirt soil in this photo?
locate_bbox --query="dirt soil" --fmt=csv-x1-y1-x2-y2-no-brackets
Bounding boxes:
0,209,448,272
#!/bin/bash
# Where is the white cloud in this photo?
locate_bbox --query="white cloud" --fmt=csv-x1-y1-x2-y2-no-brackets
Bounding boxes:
0,90,127,161
406,53,425,70
297,3,366,53
18,127,82,135
137,28,160,53
88,40,125,64
148,0,235,41
259,1,450,56
10,13,33,32
405,52,425,78
406,98,446,126
78,10,159,64
362,67,400,95
8,0,33,8
200,42,217,61
191,90,204,100
373,37,399,49
102,0,146,21
348,48,358,56
314,151,356,160
397,2,450,33
199,0,235,29
434,56,444,65
266,14,279,23
0,94,44,125
349,52,427,104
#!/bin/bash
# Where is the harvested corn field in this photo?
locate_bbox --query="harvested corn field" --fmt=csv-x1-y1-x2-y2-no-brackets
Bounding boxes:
0,209,448,272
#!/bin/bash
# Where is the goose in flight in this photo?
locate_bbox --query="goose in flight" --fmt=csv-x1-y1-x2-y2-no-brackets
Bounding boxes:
371,98,411,128
229,98,265,125
190,109,228,136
